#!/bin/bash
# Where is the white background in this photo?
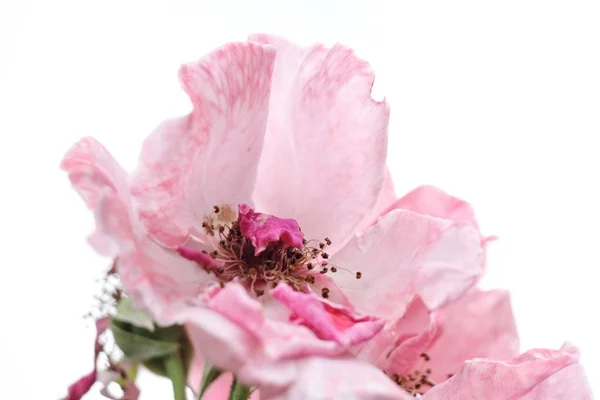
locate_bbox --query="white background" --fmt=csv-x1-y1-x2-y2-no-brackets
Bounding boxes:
1,1,598,398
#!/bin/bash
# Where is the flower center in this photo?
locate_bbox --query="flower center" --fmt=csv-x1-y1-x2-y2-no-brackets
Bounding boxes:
180,204,361,297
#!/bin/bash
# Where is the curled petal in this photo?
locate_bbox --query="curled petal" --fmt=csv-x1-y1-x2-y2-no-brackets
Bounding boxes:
177,246,224,270
271,283,384,346
330,209,484,321
423,343,593,400
130,42,276,246
238,204,304,254
251,34,390,246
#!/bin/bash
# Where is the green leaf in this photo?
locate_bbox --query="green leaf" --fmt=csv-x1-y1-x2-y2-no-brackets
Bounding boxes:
113,297,155,332
110,320,180,362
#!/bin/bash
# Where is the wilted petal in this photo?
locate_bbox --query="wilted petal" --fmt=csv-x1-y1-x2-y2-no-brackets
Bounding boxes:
238,204,304,254
271,283,384,346
265,357,412,400
131,42,276,246
423,343,593,400
330,209,483,321
251,34,390,245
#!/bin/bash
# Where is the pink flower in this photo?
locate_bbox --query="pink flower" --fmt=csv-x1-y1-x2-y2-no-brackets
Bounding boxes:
61,35,592,398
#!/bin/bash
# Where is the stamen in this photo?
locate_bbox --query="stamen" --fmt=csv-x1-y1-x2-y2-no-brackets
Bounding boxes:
387,352,442,396
186,205,365,297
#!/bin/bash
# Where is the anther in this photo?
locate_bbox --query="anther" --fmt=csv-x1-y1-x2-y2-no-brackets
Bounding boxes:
319,243,325,249
320,268,328,274
213,205,220,213
307,263,314,270
322,252,329,259
330,266,337,273
355,271,362,279
324,237,331,245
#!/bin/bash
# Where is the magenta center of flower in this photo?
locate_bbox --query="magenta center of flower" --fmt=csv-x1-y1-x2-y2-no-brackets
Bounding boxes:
179,204,361,297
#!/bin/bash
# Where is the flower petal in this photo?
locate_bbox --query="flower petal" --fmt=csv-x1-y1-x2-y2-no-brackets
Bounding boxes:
95,193,211,325
424,289,520,383
423,343,593,399
130,41,276,246
330,209,484,321
265,357,412,400
393,185,478,227
250,34,390,245
60,137,130,256
271,283,384,346
180,283,345,395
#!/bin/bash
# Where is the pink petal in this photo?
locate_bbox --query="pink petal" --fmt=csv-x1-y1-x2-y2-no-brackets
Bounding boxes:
393,185,478,228
383,298,441,374
130,41,276,246
177,246,224,270
424,289,520,383
60,137,130,256
250,34,390,246
238,204,304,254
330,209,484,321
265,357,412,400
271,283,384,346
60,137,129,210
181,283,344,395
95,193,211,326
423,343,593,399
352,169,398,235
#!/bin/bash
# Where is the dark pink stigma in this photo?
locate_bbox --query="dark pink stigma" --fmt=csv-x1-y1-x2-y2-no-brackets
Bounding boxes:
238,203,304,255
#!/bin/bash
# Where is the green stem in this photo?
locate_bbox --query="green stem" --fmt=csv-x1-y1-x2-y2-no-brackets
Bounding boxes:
164,352,186,400
198,362,223,399
228,379,252,400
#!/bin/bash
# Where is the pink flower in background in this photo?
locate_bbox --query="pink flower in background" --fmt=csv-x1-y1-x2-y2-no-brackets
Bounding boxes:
62,34,593,399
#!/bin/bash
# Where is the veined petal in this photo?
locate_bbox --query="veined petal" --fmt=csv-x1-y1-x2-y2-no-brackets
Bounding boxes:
131,41,276,246
423,343,593,399
250,34,390,245
330,209,484,321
